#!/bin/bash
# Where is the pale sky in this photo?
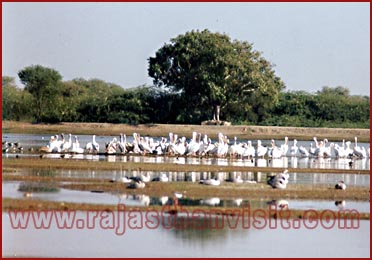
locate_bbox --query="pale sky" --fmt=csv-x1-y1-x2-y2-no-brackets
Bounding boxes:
2,2,370,95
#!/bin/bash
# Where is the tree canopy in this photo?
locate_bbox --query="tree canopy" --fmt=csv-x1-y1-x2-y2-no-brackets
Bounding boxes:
18,65,63,122
148,29,285,123
2,71,369,129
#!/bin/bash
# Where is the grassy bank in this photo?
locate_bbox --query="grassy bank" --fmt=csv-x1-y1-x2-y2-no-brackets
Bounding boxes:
2,120,370,142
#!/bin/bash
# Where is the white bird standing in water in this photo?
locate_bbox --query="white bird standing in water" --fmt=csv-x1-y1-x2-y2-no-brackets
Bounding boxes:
70,136,84,154
268,199,289,209
290,139,299,156
353,136,367,158
86,135,99,153
298,145,309,157
61,133,72,152
268,169,289,189
280,137,289,157
335,181,346,190
269,139,283,159
256,140,268,158
200,177,221,186
128,180,146,189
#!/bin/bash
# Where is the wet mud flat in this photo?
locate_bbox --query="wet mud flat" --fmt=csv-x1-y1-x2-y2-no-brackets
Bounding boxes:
3,157,370,217
3,157,370,175
2,121,370,142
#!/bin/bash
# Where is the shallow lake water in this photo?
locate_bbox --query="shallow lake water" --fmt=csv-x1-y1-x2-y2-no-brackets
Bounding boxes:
3,181,370,213
3,133,370,257
7,167,371,187
2,212,369,257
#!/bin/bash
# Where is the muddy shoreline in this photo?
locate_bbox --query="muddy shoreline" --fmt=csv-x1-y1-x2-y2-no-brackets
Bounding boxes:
3,158,370,213
3,157,370,175
2,120,370,142
3,173,369,201
3,198,369,220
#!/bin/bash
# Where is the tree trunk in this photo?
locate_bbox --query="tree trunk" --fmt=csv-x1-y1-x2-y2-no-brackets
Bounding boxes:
213,105,220,121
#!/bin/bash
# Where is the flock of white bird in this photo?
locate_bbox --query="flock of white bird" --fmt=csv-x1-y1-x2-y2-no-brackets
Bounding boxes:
16,131,357,194
38,132,370,160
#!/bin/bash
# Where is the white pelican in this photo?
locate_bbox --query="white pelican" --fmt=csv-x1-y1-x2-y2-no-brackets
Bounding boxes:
134,194,150,206
335,200,346,209
106,137,118,154
128,180,146,189
229,136,244,158
203,138,215,156
119,176,132,183
308,143,316,156
280,137,289,156
61,133,72,152
159,196,169,205
200,177,221,186
268,199,289,209
290,139,298,156
138,136,153,154
298,146,309,157
200,197,220,206
54,134,65,151
174,192,183,199
160,173,169,182
86,135,99,153
344,141,353,157
186,132,201,156
215,133,229,158
140,171,151,182
242,141,256,159
322,139,332,157
353,136,366,158
39,135,61,153
277,200,289,209
335,181,346,190
110,172,131,183
234,198,243,207
70,136,84,154
174,136,187,155
269,139,283,159
132,133,142,154
268,169,289,189
198,134,208,155
256,140,268,158
154,137,167,155
227,175,244,183
152,173,169,182
232,175,244,183
117,133,127,154
333,143,346,158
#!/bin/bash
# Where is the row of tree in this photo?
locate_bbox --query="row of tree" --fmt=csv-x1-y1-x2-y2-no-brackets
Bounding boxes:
2,30,370,128
2,74,369,128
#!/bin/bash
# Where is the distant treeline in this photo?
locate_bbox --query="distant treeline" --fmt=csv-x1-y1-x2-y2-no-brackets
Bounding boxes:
2,75,370,128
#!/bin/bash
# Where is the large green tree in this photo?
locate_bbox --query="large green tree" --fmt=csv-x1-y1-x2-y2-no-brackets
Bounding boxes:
18,65,63,122
148,29,285,123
